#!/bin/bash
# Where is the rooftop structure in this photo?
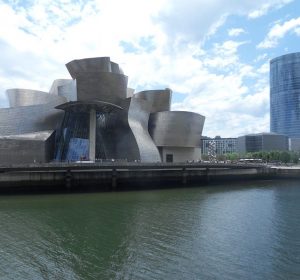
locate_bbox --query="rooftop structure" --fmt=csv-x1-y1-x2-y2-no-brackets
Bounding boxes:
0,57,205,164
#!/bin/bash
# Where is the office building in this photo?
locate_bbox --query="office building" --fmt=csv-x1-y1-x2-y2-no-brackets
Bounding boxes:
202,136,237,155
237,133,288,154
270,52,300,138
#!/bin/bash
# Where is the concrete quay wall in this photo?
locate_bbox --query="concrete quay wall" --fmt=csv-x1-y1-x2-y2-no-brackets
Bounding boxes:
270,166,300,179
0,163,275,192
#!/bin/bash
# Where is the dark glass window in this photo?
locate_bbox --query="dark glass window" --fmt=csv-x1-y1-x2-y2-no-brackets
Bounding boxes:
55,111,89,161
166,154,173,163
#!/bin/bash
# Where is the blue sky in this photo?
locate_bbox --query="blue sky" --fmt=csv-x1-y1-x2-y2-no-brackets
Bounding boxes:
0,0,299,137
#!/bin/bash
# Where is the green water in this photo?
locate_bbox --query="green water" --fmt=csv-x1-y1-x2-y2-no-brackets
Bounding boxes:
0,180,300,279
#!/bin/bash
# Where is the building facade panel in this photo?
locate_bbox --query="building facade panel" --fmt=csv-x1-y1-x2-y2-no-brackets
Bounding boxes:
237,133,288,153
75,72,128,104
66,57,112,78
289,138,300,151
202,138,237,155
6,89,67,107
160,147,202,163
134,89,172,113
149,111,205,147
0,101,64,136
270,52,300,138
128,96,161,162
49,79,77,101
0,131,55,164
262,134,289,151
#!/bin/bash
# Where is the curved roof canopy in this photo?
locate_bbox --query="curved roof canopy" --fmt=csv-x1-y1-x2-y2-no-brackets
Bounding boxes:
55,100,123,113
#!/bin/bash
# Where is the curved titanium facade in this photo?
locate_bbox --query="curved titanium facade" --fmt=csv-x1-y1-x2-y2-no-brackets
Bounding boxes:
96,99,140,161
0,56,206,164
6,89,67,107
66,57,128,105
66,57,121,77
0,131,55,164
75,72,128,105
149,111,205,147
0,100,65,136
128,96,161,162
270,52,300,137
49,79,77,101
134,89,172,113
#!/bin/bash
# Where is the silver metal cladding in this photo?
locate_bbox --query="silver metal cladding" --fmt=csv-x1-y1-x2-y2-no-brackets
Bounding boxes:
6,89,67,107
149,111,205,147
0,131,55,164
66,57,113,78
134,89,172,113
128,96,161,162
0,100,65,136
75,72,128,104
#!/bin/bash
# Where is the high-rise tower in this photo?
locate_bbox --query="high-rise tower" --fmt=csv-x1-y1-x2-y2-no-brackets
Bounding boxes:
270,52,300,138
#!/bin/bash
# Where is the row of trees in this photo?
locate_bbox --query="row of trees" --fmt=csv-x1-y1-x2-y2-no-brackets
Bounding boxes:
202,151,300,164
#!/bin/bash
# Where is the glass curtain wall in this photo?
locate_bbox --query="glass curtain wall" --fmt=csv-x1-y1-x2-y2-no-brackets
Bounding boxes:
55,112,89,161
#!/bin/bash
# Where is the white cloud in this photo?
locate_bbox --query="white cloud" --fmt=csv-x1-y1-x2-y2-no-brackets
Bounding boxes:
0,0,293,136
171,40,270,137
254,53,268,62
228,28,245,37
257,62,270,74
257,17,300,48
157,0,293,43
248,0,293,18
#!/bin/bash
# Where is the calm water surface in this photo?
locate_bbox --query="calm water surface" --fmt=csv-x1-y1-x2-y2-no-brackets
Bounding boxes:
0,180,300,279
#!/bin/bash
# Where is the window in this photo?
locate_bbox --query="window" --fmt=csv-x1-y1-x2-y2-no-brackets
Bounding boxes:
166,154,173,163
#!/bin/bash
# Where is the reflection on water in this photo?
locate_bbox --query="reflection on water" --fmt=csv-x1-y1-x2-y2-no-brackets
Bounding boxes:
0,180,300,279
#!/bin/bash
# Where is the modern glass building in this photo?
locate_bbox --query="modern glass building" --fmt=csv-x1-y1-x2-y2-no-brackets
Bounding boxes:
237,133,289,154
202,136,237,155
270,52,300,138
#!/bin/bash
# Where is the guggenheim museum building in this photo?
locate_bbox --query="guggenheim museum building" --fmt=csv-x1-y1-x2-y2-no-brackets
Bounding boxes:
0,57,205,164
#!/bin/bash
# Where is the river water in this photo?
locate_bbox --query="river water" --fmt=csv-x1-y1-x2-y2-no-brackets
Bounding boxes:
0,180,299,280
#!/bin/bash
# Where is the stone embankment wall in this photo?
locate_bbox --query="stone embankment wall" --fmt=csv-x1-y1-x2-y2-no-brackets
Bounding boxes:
0,163,279,193
0,163,300,192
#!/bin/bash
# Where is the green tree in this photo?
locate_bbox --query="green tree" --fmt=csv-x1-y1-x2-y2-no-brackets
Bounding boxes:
217,154,226,161
291,151,299,164
279,151,290,164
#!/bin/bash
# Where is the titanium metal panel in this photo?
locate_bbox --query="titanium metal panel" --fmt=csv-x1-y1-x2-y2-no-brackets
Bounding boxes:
66,57,127,104
6,89,67,107
134,89,172,113
66,57,115,78
49,79,77,101
149,111,205,147
57,81,77,101
128,96,161,162
0,100,64,136
110,62,120,74
95,99,141,161
0,130,55,164
75,72,128,105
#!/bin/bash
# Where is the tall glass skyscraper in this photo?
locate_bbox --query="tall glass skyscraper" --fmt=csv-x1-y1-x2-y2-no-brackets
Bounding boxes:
270,52,300,138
